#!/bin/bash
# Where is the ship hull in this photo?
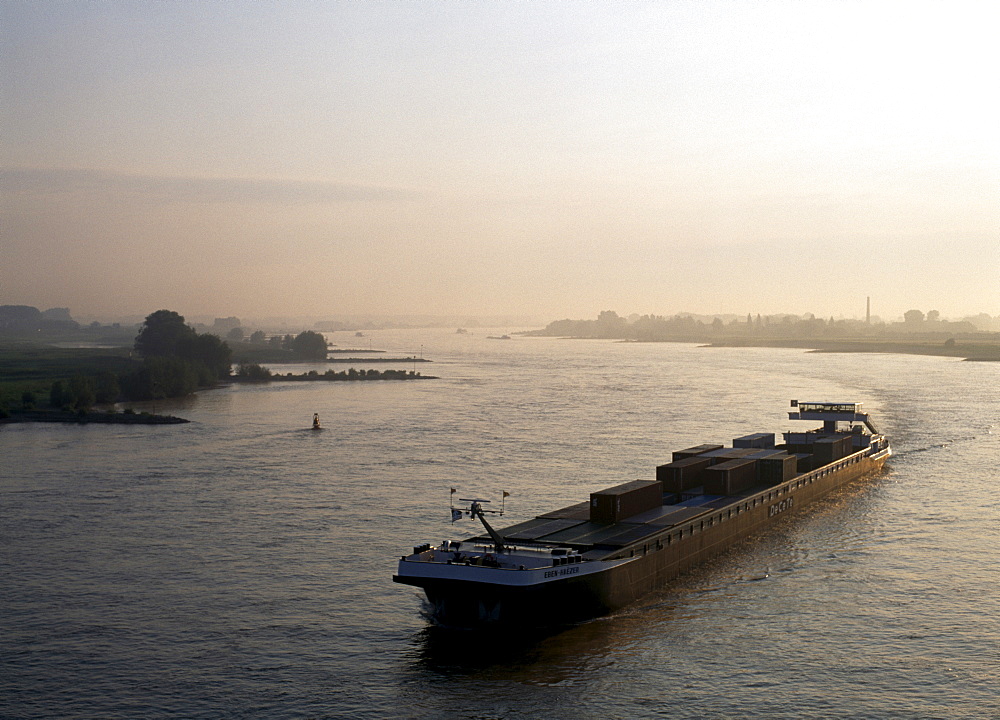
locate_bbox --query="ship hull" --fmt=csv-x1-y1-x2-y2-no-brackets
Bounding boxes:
396,449,889,628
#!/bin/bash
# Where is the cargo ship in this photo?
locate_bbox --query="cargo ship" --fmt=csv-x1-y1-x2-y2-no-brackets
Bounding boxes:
394,401,891,628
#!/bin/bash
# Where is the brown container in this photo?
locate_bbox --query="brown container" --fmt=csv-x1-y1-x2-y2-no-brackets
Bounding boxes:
758,453,797,484
703,448,759,464
733,433,776,449
747,448,787,461
812,437,838,465
703,458,758,495
813,434,853,466
671,444,724,462
590,479,663,524
656,456,714,493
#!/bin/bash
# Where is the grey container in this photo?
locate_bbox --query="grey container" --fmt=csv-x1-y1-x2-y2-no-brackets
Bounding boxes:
671,444,724,462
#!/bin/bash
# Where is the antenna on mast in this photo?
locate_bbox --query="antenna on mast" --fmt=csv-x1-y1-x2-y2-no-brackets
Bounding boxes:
448,488,511,553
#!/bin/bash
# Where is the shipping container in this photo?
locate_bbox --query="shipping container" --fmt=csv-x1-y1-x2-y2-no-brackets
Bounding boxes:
703,458,758,495
813,434,852,465
793,453,812,472
758,453,798,484
671,444,724,462
656,456,714,493
746,448,787,461
733,432,776,449
701,447,759,464
590,479,662,524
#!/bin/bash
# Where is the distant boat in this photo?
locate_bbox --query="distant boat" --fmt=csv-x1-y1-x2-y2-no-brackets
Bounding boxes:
312,413,322,430
456,328,468,334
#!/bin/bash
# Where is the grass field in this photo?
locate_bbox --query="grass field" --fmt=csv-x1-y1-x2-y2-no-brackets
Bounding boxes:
0,344,139,409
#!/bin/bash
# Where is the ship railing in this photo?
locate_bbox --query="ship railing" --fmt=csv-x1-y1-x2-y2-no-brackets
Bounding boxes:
429,543,581,570
610,444,889,560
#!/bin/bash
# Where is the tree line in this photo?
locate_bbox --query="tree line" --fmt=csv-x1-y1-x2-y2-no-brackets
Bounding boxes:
36,312,336,411
528,309,991,342
36,310,233,411
233,364,426,382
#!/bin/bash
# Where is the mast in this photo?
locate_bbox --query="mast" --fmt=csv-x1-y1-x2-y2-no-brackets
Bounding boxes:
469,501,507,554
452,490,509,553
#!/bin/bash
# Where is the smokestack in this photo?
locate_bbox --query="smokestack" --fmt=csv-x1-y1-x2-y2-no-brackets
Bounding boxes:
866,296,871,324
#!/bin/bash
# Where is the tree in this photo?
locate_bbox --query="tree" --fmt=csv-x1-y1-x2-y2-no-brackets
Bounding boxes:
95,372,120,404
235,363,272,381
67,375,96,410
180,333,232,379
903,309,925,324
120,357,199,400
290,331,328,360
227,326,245,341
135,310,195,357
50,380,65,408
927,310,940,322
249,330,266,343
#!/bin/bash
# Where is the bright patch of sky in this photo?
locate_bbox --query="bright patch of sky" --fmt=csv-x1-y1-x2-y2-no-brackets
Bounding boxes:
2,0,997,321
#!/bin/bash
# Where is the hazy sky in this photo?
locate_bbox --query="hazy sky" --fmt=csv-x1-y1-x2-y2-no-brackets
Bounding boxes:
2,1,997,322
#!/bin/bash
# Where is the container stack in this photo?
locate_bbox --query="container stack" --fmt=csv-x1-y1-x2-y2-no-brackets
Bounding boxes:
746,448,787,461
701,447,760,464
733,433,776,449
703,458,758,495
671,444,724,462
792,453,812,472
812,435,853,466
657,456,714,493
757,453,798,484
590,480,663,524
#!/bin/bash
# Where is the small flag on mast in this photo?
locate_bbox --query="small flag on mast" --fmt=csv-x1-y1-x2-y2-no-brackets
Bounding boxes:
503,491,510,498
451,508,462,522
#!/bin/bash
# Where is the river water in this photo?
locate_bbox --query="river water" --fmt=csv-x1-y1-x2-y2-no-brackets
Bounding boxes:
2,330,998,719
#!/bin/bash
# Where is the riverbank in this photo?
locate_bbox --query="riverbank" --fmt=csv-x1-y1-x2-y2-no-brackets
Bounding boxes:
232,368,437,383
694,337,1000,361
326,357,430,363
1,409,189,425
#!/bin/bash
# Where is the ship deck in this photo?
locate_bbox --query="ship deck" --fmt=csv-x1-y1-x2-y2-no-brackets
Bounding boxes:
464,444,890,561
464,496,734,560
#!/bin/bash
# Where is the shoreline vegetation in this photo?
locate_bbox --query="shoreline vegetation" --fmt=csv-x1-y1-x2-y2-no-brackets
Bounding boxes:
525,311,1000,362
232,366,435,382
2,409,188,425
0,309,439,425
